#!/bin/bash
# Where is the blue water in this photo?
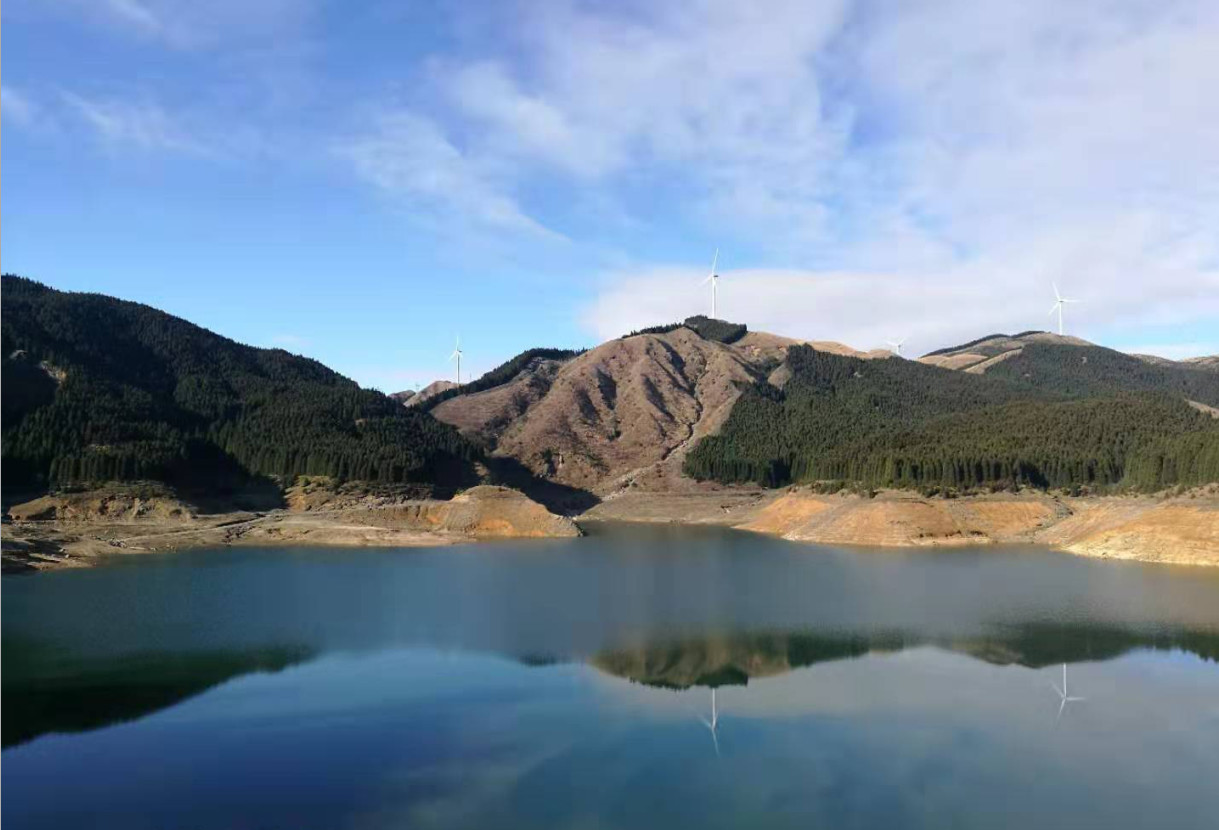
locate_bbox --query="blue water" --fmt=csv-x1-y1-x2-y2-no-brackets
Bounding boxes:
4,523,1219,828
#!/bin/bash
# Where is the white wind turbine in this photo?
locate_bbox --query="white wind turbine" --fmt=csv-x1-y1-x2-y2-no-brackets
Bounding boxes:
1050,662,1086,721
701,249,721,320
448,336,463,384
699,687,721,756
1048,283,1080,336
886,338,907,357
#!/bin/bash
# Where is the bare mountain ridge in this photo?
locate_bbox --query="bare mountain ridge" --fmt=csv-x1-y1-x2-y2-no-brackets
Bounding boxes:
919,330,1217,373
1183,355,1219,371
391,379,458,407
429,325,1219,498
918,331,1091,371
431,326,884,495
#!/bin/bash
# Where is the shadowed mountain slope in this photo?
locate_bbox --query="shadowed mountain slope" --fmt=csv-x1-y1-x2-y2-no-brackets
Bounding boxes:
685,339,1219,490
1,276,477,496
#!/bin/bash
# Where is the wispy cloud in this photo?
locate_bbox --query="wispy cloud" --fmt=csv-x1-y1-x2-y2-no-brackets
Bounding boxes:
61,91,214,155
429,1,852,240
335,110,563,239
27,0,317,49
104,0,161,32
1,86,39,127
1121,343,1219,361
581,244,1219,356
565,0,1219,348
7,0,1217,359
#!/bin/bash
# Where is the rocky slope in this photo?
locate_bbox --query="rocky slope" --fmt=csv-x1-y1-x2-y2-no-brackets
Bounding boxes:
583,486,1219,567
2,484,579,572
736,488,1219,566
391,379,459,407
431,327,883,496
431,355,567,440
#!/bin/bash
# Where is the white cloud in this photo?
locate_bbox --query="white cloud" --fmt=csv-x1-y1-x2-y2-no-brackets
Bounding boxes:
564,0,1219,349
335,111,562,239
105,0,161,32
11,0,1217,352
61,91,213,155
52,90,270,158
21,0,316,49
1,86,38,127
1122,343,1219,361
432,1,852,238
582,254,1219,356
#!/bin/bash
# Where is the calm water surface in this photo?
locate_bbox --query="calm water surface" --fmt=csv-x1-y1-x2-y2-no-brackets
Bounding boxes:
4,523,1219,829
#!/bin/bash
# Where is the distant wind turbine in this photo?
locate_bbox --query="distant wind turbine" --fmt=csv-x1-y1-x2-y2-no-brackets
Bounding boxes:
886,338,907,357
699,687,721,756
1048,283,1080,336
449,336,463,384
701,249,721,320
1050,662,1086,721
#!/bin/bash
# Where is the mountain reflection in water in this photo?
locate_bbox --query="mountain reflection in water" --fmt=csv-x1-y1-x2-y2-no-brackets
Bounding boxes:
4,526,1219,830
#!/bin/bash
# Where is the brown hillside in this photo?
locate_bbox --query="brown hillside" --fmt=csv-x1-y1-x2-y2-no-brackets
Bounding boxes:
430,327,880,496
1183,355,1219,371
392,379,458,407
431,356,566,441
919,332,1089,371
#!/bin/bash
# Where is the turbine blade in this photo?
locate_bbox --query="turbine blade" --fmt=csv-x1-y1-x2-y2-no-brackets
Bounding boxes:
1049,304,1059,316
1053,282,1062,301
710,248,719,275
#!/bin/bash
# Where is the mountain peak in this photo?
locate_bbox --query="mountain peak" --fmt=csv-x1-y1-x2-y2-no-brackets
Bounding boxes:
919,331,1095,371
392,380,459,407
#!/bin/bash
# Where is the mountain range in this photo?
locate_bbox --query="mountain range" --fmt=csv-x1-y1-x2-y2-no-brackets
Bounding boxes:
4,275,1218,503
1,276,476,500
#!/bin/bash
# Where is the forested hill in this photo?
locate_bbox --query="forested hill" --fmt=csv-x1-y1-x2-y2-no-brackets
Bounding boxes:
1,276,476,494
919,331,1219,404
685,343,1219,492
979,341,1219,403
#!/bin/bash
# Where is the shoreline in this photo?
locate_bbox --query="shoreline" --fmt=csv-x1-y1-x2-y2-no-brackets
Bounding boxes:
5,487,1217,572
1,485,581,573
582,489,1219,567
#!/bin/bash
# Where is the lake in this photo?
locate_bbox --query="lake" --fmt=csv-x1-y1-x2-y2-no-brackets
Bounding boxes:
4,522,1219,829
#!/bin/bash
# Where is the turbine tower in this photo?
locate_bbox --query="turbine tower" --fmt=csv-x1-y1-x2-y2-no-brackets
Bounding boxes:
1048,283,1079,336
1050,662,1086,721
886,338,907,357
449,336,463,385
701,249,721,320
699,687,721,756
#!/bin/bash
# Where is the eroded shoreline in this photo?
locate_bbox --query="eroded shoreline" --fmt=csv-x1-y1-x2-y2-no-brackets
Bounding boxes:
583,489,1219,567
4,486,1217,572
1,485,581,572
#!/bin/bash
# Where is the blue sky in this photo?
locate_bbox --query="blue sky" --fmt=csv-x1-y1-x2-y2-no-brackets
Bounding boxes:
4,0,1217,392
